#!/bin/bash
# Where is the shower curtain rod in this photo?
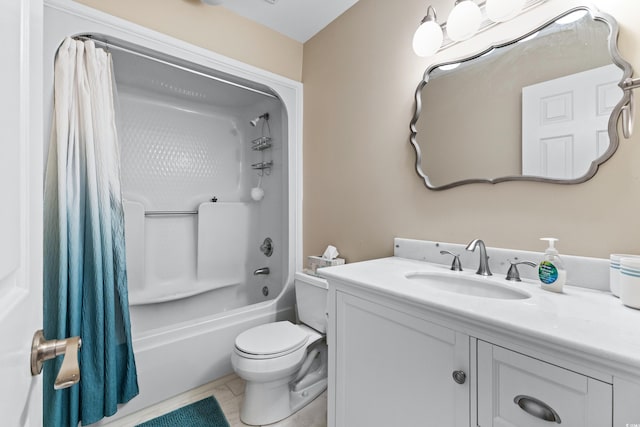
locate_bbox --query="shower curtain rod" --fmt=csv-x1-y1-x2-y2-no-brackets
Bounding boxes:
73,35,278,99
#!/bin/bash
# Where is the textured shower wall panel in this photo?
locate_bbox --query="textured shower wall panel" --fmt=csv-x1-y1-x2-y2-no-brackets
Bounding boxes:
119,91,246,209
118,89,253,304
244,102,288,298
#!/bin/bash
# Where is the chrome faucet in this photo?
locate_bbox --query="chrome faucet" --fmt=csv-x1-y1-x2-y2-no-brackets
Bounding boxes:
253,267,270,276
465,239,492,276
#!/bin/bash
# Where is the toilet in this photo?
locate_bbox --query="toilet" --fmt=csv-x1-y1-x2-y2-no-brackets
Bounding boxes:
231,273,329,426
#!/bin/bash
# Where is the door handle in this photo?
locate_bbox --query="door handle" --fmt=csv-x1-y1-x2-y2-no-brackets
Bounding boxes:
30,329,82,389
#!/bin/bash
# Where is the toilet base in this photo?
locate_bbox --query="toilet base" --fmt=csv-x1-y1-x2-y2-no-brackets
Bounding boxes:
239,342,328,426
241,374,297,426
290,376,327,416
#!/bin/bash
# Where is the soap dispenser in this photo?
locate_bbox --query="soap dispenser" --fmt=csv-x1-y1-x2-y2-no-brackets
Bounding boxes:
538,237,566,293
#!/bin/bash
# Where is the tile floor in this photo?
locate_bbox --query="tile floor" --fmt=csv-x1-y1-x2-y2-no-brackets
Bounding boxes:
104,373,326,427
212,374,327,427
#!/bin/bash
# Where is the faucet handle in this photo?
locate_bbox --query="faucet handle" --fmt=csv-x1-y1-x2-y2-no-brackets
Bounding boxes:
506,259,537,282
440,250,463,271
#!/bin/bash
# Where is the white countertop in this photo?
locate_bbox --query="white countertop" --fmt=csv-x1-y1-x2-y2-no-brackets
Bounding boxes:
319,256,640,379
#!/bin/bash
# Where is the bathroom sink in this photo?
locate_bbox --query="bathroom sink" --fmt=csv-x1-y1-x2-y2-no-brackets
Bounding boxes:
405,272,530,300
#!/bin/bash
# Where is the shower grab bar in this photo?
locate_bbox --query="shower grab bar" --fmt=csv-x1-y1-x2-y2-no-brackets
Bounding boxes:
145,210,198,216
73,35,278,100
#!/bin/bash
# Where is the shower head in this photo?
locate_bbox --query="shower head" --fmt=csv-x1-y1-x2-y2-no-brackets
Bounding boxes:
250,113,269,127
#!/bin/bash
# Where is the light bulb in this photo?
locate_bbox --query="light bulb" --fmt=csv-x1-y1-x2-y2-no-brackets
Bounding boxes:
485,0,525,22
413,20,444,57
446,0,482,42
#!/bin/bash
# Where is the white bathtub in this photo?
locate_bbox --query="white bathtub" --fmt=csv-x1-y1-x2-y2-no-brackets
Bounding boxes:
98,294,295,422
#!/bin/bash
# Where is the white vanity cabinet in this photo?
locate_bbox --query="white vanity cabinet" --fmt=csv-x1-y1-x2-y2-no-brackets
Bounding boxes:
322,254,640,427
477,341,612,427
329,287,615,427
333,291,470,427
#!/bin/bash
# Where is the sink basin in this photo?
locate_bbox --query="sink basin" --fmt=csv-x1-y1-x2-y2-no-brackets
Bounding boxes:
405,272,530,300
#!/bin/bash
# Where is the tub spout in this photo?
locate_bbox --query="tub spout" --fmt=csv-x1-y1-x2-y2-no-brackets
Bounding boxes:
254,267,270,275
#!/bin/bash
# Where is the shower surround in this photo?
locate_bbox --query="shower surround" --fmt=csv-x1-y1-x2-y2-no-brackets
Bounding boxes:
43,0,302,421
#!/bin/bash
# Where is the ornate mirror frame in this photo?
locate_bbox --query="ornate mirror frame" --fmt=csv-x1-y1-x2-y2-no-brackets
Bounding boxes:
409,6,633,191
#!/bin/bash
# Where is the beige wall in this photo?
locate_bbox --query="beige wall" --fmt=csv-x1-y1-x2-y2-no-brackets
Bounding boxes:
303,0,640,262
75,0,303,81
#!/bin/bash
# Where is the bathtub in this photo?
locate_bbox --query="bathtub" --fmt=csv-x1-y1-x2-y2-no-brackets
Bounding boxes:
106,295,296,420
43,0,302,422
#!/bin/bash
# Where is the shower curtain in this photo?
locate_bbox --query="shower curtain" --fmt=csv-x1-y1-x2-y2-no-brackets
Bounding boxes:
43,37,138,426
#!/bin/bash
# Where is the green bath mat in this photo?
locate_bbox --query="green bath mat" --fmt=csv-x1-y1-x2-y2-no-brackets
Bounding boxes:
136,396,230,427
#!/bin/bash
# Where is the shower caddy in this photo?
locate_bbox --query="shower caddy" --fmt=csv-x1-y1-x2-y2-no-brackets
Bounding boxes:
251,112,273,176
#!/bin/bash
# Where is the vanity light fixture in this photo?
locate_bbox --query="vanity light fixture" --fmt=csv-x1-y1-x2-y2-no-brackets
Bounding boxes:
412,0,545,57
413,6,444,57
447,0,482,42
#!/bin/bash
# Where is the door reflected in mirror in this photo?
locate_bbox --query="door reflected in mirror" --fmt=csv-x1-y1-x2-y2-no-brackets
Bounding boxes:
410,7,630,190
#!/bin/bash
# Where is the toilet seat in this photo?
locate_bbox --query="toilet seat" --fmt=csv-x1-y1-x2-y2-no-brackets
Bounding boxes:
235,321,309,360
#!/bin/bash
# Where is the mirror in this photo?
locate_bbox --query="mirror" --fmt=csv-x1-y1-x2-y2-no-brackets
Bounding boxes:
410,7,633,190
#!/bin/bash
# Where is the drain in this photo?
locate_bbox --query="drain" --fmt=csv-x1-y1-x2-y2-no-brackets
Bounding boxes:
262,286,269,297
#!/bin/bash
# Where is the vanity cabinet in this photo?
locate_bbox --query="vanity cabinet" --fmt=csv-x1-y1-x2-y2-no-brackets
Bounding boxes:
328,287,617,427
322,248,640,427
333,292,470,427
477,341,612,427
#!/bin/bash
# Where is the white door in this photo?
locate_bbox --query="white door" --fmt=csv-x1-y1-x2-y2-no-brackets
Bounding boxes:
0,0,44,426
522,64,622,179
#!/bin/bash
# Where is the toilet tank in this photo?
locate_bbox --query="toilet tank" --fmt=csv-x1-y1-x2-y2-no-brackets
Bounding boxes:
294,272,328,333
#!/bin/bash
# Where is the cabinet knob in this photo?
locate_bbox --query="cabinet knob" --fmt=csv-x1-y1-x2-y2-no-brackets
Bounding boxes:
452,370,466,384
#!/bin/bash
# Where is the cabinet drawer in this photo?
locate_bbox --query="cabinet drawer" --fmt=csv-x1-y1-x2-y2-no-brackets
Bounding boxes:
477,341,612,427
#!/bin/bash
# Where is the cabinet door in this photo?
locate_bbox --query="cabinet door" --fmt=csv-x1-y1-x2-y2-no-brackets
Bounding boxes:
335,292,469,427
477,341,612,427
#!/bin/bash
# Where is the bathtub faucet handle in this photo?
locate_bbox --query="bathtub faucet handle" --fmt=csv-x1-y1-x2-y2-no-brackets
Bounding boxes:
254,267,270,275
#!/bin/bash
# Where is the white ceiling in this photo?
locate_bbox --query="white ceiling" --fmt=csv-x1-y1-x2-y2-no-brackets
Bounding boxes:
213,0,361,43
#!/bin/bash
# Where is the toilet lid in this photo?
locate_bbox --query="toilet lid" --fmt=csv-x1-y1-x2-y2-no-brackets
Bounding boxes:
235,321,308,356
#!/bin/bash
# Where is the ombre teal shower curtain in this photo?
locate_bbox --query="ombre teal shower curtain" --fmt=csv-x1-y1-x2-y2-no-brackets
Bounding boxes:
43,37,138,426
